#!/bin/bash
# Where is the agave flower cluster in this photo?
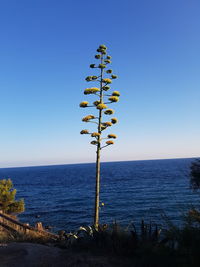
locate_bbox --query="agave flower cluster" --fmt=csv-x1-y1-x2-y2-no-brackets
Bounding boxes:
80,44,120,149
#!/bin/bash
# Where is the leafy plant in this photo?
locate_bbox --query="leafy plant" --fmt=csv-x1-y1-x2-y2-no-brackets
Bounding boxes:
190,159,200,190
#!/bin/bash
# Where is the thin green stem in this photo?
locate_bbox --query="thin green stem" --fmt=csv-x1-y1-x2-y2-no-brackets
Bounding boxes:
87,121,98,125
100,145,109,150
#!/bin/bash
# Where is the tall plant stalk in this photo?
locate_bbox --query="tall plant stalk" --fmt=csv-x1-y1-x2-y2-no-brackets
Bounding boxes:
94,57,103,228
80,45,119,229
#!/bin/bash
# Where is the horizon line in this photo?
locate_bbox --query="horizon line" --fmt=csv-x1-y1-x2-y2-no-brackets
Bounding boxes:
0,156,199,169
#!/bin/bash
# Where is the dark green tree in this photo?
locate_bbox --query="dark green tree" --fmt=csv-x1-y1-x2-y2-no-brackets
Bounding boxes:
0,178,25,214
190,159,200,190
80,45,119,229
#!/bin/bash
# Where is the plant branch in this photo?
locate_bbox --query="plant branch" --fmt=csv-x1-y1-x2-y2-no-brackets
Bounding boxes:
100,145,109,150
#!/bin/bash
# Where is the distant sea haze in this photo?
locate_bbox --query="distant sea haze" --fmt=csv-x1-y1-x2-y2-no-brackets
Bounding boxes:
0,158,198,232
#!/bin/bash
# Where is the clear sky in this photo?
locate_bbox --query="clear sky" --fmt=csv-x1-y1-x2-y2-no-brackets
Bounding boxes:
0,0,199,167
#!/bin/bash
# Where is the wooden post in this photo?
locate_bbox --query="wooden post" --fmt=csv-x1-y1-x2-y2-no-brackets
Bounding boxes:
35,222,43,231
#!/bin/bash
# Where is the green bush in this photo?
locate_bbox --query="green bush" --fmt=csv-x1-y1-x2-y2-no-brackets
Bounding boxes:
0,178,24,214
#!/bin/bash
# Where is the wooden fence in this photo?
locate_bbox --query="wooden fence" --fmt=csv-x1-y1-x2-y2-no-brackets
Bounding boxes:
0,210,59,240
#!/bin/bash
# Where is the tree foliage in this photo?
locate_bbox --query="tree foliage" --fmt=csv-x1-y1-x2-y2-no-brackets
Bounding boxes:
190,159,200,190
0,178,25,214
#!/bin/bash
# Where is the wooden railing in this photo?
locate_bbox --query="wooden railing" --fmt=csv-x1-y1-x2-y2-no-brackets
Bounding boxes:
0,210,59,240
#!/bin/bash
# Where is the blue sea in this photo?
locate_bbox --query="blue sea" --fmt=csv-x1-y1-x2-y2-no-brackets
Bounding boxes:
0,158,199,232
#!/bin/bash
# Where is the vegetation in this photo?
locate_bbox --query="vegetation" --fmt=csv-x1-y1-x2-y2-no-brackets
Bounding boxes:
190,158,200,190
54,160,200,266
0,178,24,214
56,216,200,267
1,160,200,266
80,44,119,229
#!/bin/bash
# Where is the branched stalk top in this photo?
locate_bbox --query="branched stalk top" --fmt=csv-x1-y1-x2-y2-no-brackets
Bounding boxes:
80,44,120,149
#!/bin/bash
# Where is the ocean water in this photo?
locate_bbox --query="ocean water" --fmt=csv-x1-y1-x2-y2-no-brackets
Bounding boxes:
0,158,199,232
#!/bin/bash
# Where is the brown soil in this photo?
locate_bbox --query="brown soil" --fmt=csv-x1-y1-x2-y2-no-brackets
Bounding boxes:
0,242,133,267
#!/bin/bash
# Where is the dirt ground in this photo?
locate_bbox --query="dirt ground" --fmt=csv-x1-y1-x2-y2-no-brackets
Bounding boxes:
0,242,133,267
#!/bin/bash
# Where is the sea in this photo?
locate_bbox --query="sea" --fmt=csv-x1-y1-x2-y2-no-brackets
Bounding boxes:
0,158,199,232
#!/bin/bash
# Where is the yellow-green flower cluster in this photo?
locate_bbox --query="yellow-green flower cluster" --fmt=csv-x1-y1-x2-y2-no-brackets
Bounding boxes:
104,109,114,115
98,64,106,69
112,91,120,97
103,86,110,91
80,129,89,134
91,140,98,145
85,75,98,81
80,101,89,108
95,54,101,59
108,96,119,102
107,134,117,139
91,132,100,137
106,140,114,145
102,122,112,127
103,78,112,84
96,103,107,110
111,75,118,79
93,100,100,106
106,69,112,74
111,118,118,124
96,44,107,54
85,76,93,81
100,125,107,131
84,87,100,95
104,59,111,64
99,44,107,49
82,115,96,122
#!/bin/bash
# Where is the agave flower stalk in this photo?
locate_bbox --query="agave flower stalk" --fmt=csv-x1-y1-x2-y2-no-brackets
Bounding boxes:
80,45,120,229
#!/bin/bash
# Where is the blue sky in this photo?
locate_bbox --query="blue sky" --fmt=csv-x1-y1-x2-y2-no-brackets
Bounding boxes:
0,0,199,167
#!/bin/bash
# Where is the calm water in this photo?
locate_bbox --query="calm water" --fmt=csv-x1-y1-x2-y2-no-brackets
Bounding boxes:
0,158,199,232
